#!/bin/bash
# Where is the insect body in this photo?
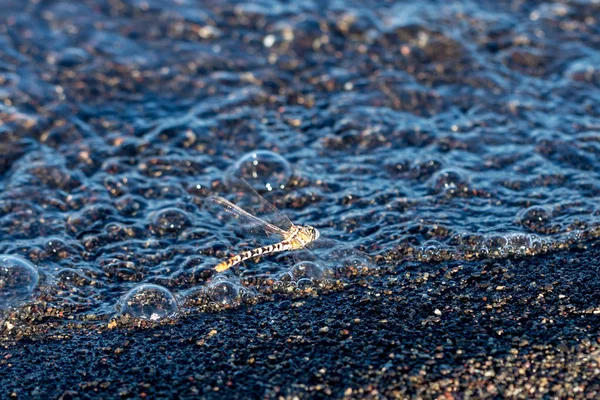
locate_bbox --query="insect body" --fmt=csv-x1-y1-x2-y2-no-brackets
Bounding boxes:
205,194,320,272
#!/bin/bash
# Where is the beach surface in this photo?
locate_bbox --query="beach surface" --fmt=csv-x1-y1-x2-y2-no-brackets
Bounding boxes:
1,0,600,398
3,243,599,399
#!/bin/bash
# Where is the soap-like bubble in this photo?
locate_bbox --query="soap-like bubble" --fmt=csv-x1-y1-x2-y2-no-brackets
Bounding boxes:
44,238,77,260
207,281,240,305
296,278,314,290
120,284,178,321
429,168,469,195
227,150,292,192
152,208,192,236
290,261,325,280
0,255,39,309
518,206,551,230
340,248,373,269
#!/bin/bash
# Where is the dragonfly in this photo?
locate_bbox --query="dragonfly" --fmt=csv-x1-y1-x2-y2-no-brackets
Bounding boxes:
205,179,320,273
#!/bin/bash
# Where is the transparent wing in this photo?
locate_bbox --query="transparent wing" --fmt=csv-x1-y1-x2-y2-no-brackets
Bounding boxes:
223,176,295,233
204,195,288,240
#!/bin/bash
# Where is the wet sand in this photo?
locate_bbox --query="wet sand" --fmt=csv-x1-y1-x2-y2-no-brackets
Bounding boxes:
2,243,599,399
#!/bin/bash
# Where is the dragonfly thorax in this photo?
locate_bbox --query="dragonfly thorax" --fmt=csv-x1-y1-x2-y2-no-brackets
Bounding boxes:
287,225,320,249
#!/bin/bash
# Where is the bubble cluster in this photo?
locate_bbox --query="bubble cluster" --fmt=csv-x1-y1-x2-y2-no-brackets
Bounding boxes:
325,247,375,277
417,232,550,262
227,150,292,192
2,0,600,336
120,284,178,321
0,255,39,309
416,240,454,262
503,233,546,255
481,235,508,256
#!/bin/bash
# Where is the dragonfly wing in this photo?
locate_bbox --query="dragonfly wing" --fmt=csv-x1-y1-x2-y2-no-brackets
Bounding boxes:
224,176,295,233
205,196,288,240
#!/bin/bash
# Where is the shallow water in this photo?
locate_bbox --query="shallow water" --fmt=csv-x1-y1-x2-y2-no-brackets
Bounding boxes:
0,0,599,332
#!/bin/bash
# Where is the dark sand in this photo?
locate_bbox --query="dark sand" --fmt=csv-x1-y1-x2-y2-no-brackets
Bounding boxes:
2,244,599,399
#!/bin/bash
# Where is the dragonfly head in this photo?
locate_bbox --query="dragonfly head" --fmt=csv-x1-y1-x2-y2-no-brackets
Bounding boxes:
305,225,320,241
292,225,320,249
296,225,320,246
312,226,320,241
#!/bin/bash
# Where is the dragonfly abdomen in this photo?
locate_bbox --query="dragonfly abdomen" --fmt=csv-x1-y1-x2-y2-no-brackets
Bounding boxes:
214,241,292,272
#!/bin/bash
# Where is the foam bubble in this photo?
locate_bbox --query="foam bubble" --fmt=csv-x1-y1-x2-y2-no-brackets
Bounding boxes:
207,281,240,305
416,240,448,262
429,168,469,195
227,150,292,192
290,261,325,280
518,206,552,230
483,235,508,257
296,278,313,290
504,233,534,256
120,284,178,321
419,231,553,261
327,247,375,276
0,255,39,309
152,208,192,236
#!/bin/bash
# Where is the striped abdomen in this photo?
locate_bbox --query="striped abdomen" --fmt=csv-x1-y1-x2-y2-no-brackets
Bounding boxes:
214,241,292,272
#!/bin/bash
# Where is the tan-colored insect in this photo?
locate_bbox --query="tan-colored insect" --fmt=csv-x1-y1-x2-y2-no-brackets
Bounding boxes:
205,189,320,273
